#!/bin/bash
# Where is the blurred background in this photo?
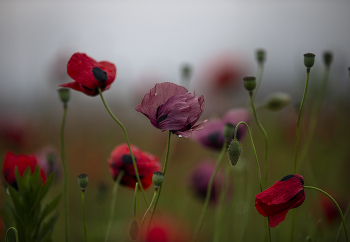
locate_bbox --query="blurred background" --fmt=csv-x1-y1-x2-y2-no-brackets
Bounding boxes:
1,1,350,241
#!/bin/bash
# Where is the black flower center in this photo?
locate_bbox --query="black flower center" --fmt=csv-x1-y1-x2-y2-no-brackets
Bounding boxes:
156,105,168,125
280,174,295,182
92,67,107,82
121,155,137,165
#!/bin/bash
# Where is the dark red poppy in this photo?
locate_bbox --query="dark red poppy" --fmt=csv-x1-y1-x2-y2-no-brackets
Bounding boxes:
108,144,161,189
192,108,249,150
2,152,47,189
255,174,305,227
60,52,116,96
135,82,207,138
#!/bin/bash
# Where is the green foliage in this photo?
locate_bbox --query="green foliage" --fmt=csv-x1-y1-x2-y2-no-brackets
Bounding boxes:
4,166,61,242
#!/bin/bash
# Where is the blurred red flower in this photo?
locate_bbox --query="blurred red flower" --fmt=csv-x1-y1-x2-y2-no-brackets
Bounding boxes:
108,144,161,189
2,152,47,189
255,174,305,227
60,52,116,96
136,82,207,138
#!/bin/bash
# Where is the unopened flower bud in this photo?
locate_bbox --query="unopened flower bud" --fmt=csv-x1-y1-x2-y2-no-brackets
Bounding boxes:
58,88,70,105
323,51,333,67
228,140,241,166
265,92,291,111
243,76,256,92
129,220,139,241
152,171,164,190
304,53,315,69
256,49,266,64
181,64,192,80
223,123,235,140
77,174,88,192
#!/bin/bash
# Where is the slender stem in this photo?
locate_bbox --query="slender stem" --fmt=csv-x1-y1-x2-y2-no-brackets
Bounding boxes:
98,88,149,207
81,191,87,242
253,63,265,100
297,67,329,172
147,131,172,232
192,140,227,242
136,184,141,225
142,190,158,227
133,183,139,220
294,70,310,173
5,227,19,242
60,103,69,242
304,186,348,242
249,92,268,189
104,170,125,242
337,202,350,242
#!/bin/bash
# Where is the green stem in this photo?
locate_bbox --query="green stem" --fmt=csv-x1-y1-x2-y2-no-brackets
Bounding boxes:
5,227,19,242
249,92,268,189
304,186,348,242
136,184,141,225
337,202,350,242
60,103,69,242
294,70,310,174
253,63,265,100
133,183,138,220
142,190,158,227
147,131,172,232
98,88,149,207
192,140,227,242
82,191,87,242
104,170,125,242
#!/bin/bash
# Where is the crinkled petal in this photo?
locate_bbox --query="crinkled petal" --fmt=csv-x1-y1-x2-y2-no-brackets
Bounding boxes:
268,210,289,227
175,119,207,138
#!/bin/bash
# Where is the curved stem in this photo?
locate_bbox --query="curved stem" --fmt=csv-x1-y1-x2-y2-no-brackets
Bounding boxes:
81,191,87,242
304,185,348,242
147,131,172,233
337,202,350,242
249,92,268,189
5,227,19,242
142,190,158,227
192,140,227,242
98,88,149,207
60,104,69,242
294,70,310,173
104,170,125,242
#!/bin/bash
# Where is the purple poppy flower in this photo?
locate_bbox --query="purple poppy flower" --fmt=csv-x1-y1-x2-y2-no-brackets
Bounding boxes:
192,108,249,150
135,82,207,138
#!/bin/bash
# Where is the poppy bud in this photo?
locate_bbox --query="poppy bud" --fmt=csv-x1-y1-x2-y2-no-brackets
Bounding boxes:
77,173,88,192
265,92,291,111
152,171,164,190
304,53,315,69
243,76,256,92
323,51,333,67
129,220,139,240
223,123,235,140
256,49,266,64
58,88,70,105
228,140,241,166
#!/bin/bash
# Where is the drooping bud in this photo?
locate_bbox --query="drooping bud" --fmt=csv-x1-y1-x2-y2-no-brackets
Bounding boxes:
58,88,70,105
304,53,315,70
227,140,241,166
265,92,291,111
129,220,139,240
223,123,235,140
256,49,266,64
152,171,164,190
323,51,333,67
77,174,88,192
243,76,256,92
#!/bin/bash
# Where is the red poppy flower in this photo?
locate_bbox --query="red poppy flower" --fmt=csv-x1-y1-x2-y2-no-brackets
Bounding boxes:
108,144,161,189
135,82,207,138
255,174,305,227
2,152,47,189
60,52,116,96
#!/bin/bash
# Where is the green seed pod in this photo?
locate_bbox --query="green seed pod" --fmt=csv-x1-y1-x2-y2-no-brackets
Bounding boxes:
265,92,291,111
228,140,241,166
256,49,266,64
304,53,315,69
129,220,139,241
152,171,164,190
223,123,235,140
58,88,70,105
77,174,88,192
243,76,256,92
323,51,333,67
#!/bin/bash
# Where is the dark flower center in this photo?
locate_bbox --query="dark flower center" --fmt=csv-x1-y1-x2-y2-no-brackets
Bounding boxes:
156,105,168,125
122,155,137,165
280,174,295,181
92,67,107,82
